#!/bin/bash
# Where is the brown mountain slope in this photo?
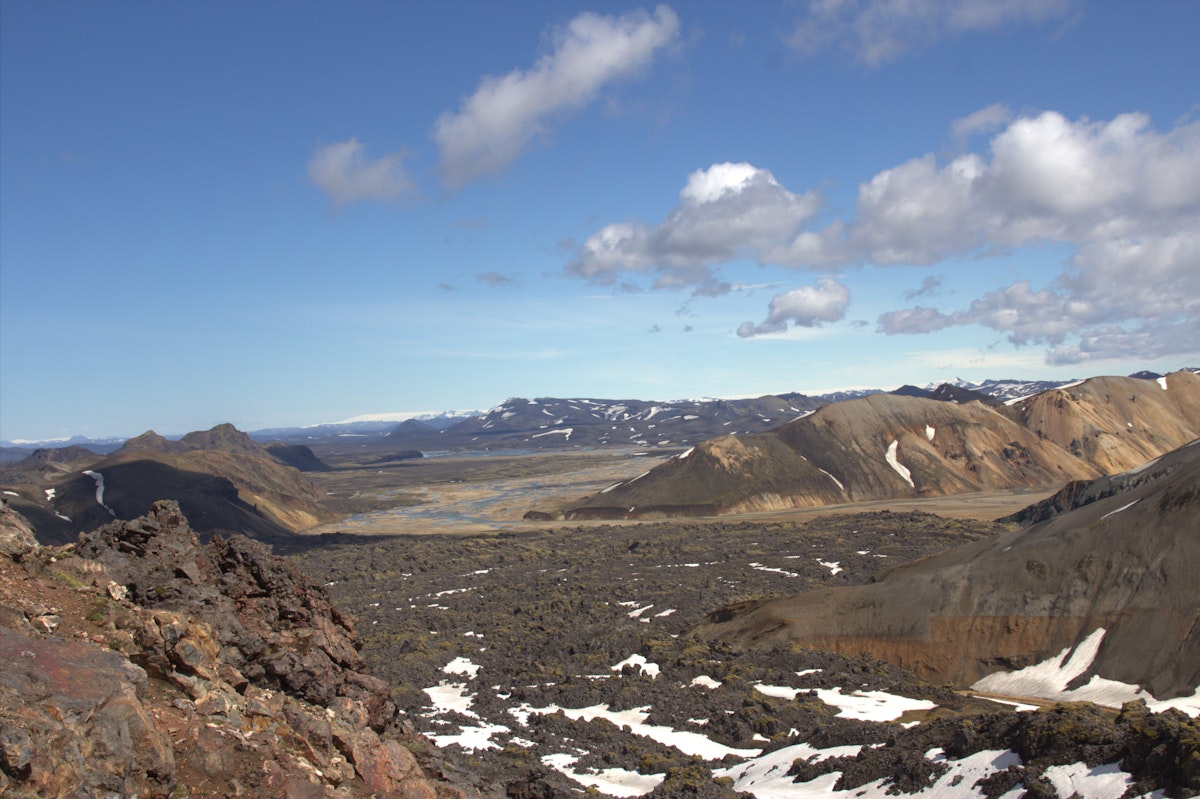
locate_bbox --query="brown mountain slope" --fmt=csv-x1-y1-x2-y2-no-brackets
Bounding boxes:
51,459,297,544
115,429,191,455
88,447,331,533
4,424,335,545
561,373,1200,520
564,393,1100,519
1011,370,1200,473
178,422,275,457
691,439,1200,700
0,445,102,486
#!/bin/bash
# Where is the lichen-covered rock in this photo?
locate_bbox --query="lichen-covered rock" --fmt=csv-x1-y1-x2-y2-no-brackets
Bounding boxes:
0,626,174,797
0,500,39,557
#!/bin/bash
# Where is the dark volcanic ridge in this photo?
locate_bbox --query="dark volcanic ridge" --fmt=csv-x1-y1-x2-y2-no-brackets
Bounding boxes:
1,423,338,546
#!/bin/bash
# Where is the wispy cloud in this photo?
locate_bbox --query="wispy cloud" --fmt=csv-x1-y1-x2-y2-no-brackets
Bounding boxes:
787,0,1078,65
476,271,522,287
950,103,1014,144
903,275,943,300
307,139,415,205
433,5,680,187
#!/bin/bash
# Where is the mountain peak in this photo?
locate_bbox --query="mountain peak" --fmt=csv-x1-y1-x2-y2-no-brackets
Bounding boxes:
178,423,267,457
116,430,187,455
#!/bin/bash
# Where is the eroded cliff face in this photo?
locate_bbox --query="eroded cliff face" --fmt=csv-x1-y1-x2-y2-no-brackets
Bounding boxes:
0,500,494,799
693,441,1200,700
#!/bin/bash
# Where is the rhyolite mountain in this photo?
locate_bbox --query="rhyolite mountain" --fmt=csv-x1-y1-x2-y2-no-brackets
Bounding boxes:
692,437,1200,706
555,372,1200,520
0,423,336,545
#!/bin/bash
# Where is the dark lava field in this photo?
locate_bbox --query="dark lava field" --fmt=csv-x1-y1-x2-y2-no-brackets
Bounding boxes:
293,512,1022,795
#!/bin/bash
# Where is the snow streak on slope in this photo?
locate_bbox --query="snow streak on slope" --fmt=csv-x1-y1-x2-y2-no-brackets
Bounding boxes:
884,440,914,488
82,469,116,517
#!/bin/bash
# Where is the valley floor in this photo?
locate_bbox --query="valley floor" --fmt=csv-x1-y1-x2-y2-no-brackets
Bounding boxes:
300,447,1061,536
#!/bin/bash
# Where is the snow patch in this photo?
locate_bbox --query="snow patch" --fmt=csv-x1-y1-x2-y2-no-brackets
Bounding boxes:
82,470,116,517
752,683,934,722
1158,376,1168,390
427,721,510,752
1100,499,1140,519
1044,761,1135,799
424,682,478,718
817,559,842,575
515,703,758,760
925,424,936,442
531,428,573,440
817,468,844,491
715,742,863,794
751,563,800,578
811,688,936,722
540,753,663,797
443,657,481,678
612,654,660,679
884,440,915,488
691,675,721,690
971,628,1200,716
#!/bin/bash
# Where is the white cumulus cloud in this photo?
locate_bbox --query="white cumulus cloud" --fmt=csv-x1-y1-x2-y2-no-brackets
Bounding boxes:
567,162,821,295
864,111,1200,362
569,106,1200,365
307,139,414,205
788,0,1077,65
737,277,850,338
434,5,680,188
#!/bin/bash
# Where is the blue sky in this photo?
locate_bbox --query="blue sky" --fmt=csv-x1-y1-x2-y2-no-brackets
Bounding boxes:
2,1,1198,441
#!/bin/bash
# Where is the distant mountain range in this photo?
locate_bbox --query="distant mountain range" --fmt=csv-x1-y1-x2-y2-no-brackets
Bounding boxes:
3,368,1198,545
5,369,1196,456
553,371,1200,520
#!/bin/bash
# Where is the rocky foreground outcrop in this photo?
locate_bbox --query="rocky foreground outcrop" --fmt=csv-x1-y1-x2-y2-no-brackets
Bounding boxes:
0,499,498,798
